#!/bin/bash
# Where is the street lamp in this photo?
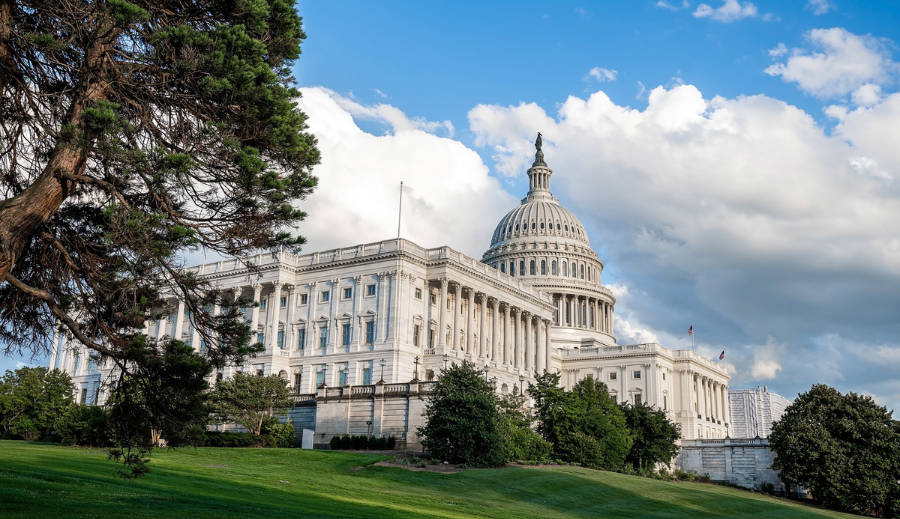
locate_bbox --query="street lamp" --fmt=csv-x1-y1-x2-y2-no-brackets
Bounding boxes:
379,358,386,383
519,374,525,396
442,353,449,371
320,364,328,388
412,355,420,382
483,364,490,381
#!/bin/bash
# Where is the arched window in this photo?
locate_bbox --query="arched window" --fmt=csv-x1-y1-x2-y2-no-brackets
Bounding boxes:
557,223,561,230
515,223,520,232
531,221,535,230
500,262,506,274
565,224,569,232
572,264,577,278
530,260,536,275
540,221,545,230
580,265,585,279
507,225,512,234
562,262,568,276
552,261,558,275
510,261,515,276
520,260,526,276
541,260,547,275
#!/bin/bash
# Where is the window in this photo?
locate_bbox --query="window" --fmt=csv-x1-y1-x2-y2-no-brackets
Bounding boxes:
633,370,642,379
552,261,557,275
500,262,506,273
572,265,577,278
256,333,264,345
510,261,515,276
609,372,617,381
342,323,351,346
662,372,666,381
297,328,306,350
277,330,285,349
428,328,435,348
320,291,330,303
519,260,525,276
557,223,561,230
366,321,375,344
293,372,302,392
580,264,585,279
343,287,352,300
415,287,422,299
634,394,642,406
515,223,520,232
541,260,547,275
529,260,535,275
73,354,80,373
80,388,88,404
531,221,535,230
300,293,308,305
338,369,347,386
562,262,568,276
319,326,328,349
362,367,372,385
430,293,436,305
565,224,569,231
413,324,421,346
587,267,591,281
366,284,376,297
316,369,325,388
259,300,267,310
663,395,668,410
280,296,286,307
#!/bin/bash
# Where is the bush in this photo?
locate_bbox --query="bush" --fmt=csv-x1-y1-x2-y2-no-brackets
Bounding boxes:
261,418,295,448
505,425,552,463
55,405,111,447
203,431,266,447
340,434,351,450
760,482,775,495
386,435,396,450
329,434,341,450
328,434,398,450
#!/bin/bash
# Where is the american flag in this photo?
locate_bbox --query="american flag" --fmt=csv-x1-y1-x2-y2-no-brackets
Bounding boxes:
688,324,693,336
719,350,725,360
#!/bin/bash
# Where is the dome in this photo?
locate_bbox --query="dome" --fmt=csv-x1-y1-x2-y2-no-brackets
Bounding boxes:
490,200,590,248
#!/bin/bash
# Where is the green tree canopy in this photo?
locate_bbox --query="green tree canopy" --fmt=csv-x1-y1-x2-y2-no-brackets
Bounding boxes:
0,366,74,440
769,384,900,517
620,402,680,470
417,361,507,467
529,372,633,470
211,372,292,436
0,0,318,473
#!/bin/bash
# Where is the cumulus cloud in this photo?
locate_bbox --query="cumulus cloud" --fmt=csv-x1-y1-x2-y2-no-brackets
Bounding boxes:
468,82,900,409
293,87,517,257
806,0,834,15
768,43,788,58
656,1,690,10
585,67,618,82
693,0,757,22
765,28,898,100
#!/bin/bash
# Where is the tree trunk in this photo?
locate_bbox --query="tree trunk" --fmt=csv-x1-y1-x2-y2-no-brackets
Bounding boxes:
0,42,111,283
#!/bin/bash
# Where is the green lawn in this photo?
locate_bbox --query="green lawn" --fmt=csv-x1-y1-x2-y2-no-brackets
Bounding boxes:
0,440,851,519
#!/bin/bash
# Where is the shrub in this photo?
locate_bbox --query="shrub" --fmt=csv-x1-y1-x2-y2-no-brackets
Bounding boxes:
329,434,341,449
264,422,296,448
505,425,552,463
340,434,351,450
203,431,265,447
387,435,396,450
760,482,775,495
55,404,111,447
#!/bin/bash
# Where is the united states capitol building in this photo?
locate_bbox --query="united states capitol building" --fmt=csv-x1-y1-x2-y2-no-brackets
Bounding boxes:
51,142,732,447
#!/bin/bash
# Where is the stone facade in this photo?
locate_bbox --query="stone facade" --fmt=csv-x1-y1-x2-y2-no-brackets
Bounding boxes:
728,386,791,438
50,144,731,444
676,438,785,491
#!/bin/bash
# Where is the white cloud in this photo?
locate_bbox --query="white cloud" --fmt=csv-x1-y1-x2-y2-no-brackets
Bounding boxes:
765,28,898,100
327,88,454,136
768,43,788,58
585,67,618,82
656,1,691,10
806,0,834,15
851,83,883,106
373,88,389,99
294,87,517,257
693,0,757,22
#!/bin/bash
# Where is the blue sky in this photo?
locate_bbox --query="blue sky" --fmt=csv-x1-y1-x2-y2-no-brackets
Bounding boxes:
8,0,900,412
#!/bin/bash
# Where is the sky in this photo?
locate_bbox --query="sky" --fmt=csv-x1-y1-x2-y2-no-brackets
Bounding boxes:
7,0,900,412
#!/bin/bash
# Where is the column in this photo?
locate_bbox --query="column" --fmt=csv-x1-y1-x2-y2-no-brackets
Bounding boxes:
307,281,318,336
329,279,338,349
173,299,186,341
524,313,533,372
269,281,283,350
354,276,363,350
723,385,730,429
503,304,511,365
466,288,475,354
284,286,296,352
512,308,522,368
250,283,262,336
156,316,167,341
386,271,397,342
49,328,60,370
490,298,500,362
437,278,448,350
452,284,462,350
608,303,614,333
544,319,552,373
478,294,487,358
537,319,547,373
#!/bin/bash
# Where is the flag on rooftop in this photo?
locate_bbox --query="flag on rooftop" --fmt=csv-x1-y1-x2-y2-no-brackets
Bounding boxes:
688,324,693,336
719,350,725,360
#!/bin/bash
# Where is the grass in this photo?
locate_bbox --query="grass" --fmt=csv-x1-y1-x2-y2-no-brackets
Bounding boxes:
0,440,855,519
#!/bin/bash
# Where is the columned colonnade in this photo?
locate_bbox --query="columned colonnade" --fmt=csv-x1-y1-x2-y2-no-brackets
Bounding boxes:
553,293,613,332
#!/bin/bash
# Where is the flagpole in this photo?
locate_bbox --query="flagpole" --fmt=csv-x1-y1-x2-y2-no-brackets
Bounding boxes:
397,181,403,239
